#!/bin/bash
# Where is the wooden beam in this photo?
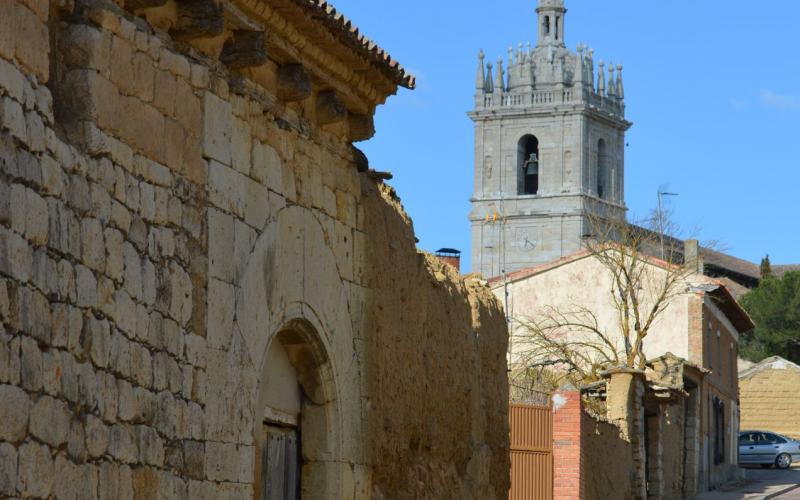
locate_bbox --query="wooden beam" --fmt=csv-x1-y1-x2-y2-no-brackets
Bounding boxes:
316,91,347,126
220,30,267,69
277,64,312,102
171,0,224,40
124,0,168,9
348,114,375,142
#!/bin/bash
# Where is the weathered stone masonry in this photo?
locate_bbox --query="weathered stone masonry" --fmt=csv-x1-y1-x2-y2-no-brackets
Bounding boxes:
0,0,510,498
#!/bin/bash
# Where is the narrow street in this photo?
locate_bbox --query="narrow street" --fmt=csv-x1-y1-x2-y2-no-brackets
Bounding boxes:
694,466,800,499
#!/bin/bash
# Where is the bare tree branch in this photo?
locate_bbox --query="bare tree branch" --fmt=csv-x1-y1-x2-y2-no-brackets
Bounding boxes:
511,210,713,388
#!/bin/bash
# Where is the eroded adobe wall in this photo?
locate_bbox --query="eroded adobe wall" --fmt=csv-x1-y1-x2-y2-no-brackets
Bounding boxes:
361,183,509,499
0,0,509,498
581,412,634,500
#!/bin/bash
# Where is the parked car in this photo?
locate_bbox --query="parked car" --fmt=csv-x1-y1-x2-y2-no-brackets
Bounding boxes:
739,431,800,469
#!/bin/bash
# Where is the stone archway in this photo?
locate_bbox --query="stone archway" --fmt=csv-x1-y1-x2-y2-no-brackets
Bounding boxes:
254,318,340,499
237,205,364,499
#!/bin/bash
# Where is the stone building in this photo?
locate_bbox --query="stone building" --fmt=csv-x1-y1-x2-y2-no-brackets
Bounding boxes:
739,356,800,439
469,0,631,277
492,248,754,496
467,0,779,300
0,0,510,498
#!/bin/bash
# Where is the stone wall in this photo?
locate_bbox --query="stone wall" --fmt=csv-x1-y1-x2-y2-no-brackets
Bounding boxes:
0,0,509,498
740,359,800,439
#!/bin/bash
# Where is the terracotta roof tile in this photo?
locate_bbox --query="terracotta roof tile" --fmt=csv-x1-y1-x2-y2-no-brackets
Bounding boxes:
291,0,415,89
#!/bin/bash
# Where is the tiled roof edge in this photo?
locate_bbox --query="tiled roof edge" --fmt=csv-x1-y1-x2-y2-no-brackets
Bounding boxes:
292,0,416,89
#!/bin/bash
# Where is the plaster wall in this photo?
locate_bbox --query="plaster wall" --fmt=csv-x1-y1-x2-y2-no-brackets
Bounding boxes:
498,254,692,365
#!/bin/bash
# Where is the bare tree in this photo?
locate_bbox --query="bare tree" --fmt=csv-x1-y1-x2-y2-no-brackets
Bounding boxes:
510,211,704,390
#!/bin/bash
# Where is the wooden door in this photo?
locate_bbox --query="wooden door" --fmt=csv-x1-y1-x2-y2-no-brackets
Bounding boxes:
262,425,300,500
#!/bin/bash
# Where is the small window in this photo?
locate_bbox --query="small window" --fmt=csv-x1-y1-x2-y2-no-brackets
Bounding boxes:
713,398,725,464
555,16,560,40
729,345,735,388
544,16,551,35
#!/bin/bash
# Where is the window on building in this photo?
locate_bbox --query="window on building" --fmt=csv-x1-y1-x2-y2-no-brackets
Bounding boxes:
597,139,607,198
518,135,540,195
713,397,725,465
555,16,560,40
730,344,735,388
544,16,551,35
708,336,713,371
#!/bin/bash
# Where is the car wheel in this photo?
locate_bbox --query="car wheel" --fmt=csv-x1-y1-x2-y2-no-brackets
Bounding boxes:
776,453,792,470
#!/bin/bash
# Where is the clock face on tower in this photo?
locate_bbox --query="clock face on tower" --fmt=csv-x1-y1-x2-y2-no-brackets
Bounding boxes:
515,227,539,254
522,234,537,251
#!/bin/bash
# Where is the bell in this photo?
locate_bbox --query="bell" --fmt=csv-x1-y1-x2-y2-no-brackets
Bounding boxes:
524,153,539,176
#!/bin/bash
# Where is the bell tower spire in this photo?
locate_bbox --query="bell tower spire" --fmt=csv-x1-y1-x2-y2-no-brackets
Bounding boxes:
536,0,567,48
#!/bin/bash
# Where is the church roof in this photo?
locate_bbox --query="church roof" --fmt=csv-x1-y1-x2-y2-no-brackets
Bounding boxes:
774,264,800,277
701,248,760,281
290,0,415,89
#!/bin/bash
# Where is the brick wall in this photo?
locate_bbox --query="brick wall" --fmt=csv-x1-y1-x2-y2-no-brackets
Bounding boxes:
552,391,583,500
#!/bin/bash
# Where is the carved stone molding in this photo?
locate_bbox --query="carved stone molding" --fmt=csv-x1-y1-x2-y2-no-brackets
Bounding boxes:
277,64,311,103
316,91,347,126
348,114,374,142
220,30,267,69
172,0,225,40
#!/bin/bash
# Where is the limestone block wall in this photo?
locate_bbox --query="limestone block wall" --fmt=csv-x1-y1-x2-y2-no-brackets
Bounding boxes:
740,361,800,439
0,1,510,498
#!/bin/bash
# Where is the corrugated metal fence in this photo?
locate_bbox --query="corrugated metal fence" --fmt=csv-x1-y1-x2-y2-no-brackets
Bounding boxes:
509,403,553,500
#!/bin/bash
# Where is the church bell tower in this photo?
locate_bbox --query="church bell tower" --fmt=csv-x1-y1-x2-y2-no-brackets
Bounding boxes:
469,0,632,278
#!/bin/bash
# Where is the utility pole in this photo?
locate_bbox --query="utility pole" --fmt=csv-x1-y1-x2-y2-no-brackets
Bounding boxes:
657,190,678,259
500,173,512,358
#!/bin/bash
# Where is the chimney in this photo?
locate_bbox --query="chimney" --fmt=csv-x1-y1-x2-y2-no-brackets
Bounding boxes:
435,248,461,273
684,239,704,274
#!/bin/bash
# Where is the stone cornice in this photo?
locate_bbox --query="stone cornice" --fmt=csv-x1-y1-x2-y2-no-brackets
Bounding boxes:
124,0,411,117
234,0,401,110
469,104,632,131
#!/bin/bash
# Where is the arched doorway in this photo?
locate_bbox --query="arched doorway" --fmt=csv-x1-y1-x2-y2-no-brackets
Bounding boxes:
255,319,339,499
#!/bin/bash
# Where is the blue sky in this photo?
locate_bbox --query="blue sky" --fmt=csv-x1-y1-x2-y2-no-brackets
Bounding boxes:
332,0,800,271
